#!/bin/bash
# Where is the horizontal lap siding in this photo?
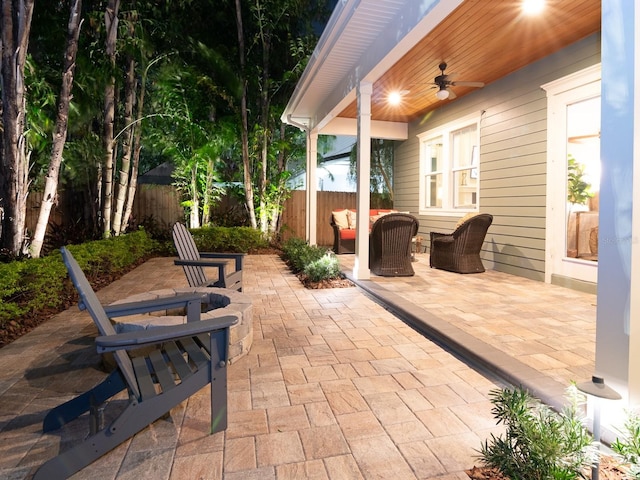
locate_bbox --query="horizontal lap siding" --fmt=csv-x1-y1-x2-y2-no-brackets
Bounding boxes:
394,33,600,282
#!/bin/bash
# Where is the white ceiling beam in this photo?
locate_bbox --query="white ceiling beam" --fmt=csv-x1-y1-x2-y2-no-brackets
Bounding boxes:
320,117,408,140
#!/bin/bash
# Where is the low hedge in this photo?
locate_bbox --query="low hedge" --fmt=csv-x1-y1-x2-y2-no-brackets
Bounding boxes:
280,237,342,282
186,226,269,253
0,229,161,328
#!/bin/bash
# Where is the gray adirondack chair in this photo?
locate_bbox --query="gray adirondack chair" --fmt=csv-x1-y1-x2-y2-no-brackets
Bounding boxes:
172,222,245,291
35,248,238,479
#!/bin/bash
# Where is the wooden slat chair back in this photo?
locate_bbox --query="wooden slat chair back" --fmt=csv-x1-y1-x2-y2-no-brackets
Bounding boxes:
172,222,244,291
35,248,238,479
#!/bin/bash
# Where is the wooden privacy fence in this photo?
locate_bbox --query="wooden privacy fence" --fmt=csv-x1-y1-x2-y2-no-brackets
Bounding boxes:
132,184,184,226
26,186,390,247
280,190,353,246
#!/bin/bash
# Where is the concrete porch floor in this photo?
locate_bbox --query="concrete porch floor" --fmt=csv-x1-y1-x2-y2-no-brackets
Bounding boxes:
0,251,596,479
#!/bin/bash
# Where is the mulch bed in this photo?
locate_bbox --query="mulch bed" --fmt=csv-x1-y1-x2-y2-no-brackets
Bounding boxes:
465,457,627,480
299,273,355,289
465,467,510,480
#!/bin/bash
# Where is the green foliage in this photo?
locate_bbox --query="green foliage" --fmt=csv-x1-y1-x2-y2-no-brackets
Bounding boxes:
480,386,596,480
349,138,395,198
611,411,640,478
304,254,341,282
567,155,593,206
0,230,160,329
280,237,341,282
187,226,269,253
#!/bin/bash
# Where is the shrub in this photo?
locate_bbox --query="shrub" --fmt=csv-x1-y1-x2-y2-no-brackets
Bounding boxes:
187,226,269,253
479,385,596,480
304,253,342,282
0,229,160,330
281,237,330,273
611,410,640,478
280,237,343,282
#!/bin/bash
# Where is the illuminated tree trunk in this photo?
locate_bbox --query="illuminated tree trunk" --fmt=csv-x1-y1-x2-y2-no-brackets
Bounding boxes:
234,0,257,229
0,0,34,256
101,0,120,238
30,0,83,257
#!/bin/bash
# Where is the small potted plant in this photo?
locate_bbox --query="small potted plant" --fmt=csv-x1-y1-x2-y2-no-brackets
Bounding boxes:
566,155,593,257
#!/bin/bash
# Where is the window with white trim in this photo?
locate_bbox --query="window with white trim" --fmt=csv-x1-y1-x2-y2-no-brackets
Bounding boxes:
418,114,480,213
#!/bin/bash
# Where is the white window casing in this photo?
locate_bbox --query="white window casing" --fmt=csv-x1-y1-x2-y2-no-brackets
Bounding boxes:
417,112,481,216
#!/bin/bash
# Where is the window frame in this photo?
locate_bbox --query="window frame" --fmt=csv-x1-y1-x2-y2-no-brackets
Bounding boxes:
417,112,481,215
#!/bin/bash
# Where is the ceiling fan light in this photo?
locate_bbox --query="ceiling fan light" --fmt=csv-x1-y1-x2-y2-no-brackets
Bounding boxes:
435,88,450,100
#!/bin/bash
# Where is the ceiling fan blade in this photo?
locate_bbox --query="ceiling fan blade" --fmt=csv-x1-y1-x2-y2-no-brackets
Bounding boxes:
446,87,457,99
450,81,485,88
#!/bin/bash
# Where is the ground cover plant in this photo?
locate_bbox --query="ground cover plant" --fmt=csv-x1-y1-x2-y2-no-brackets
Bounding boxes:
280,237,353,288
611,410,640,478
476,385,596,480
468,385,640,480
0,229,161,347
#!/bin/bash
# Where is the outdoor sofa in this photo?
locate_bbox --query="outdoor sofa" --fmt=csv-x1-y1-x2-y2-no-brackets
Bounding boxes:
330,208,398,254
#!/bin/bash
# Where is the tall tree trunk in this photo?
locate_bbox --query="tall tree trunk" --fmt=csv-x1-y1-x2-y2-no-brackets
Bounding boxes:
112,51,136,236
0,0,34,256
373,141,394,201
269,122,288,235
101,0,120,238
121,55,157,233
30,0,83,257
122,62,154,231
234,0,257,229
189,165,200,228
202,158,214,225
258,30,271,234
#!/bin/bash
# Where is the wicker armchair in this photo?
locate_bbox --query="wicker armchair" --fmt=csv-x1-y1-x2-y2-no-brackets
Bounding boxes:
429,213,493,273
369,213,419,276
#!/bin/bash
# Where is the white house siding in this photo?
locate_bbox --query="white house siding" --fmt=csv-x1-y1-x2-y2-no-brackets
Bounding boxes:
393,33,601,281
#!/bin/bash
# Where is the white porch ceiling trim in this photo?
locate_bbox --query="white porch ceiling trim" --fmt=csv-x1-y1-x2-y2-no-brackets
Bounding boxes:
320,117,408,140
282,0,464,134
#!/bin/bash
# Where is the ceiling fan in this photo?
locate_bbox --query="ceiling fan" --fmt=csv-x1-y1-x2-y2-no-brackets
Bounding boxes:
431,62,485,100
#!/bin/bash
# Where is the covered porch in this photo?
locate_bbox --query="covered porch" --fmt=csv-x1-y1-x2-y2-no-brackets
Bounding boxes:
282,0,640,414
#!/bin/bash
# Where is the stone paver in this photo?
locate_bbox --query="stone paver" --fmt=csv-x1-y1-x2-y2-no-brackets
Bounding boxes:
0,252,596,479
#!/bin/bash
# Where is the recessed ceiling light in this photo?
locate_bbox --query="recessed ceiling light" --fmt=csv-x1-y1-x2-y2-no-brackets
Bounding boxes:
388,91,402,106
522,0,545,15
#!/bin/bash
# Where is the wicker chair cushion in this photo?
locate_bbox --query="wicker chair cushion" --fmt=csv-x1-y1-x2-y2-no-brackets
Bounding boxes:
455,212,480,230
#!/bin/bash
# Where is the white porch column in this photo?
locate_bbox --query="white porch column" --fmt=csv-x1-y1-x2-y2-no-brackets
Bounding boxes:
353,81,372,280
306,131,318,245
595,0,640,405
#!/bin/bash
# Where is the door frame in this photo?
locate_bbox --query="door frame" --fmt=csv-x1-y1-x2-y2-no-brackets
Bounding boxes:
542,64,601,286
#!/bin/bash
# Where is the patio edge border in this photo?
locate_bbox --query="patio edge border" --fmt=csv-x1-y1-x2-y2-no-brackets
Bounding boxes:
345,272,569,413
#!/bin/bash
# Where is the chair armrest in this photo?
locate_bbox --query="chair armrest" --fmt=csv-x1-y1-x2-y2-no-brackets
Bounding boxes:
174,258,229,268
429,232,453,253
432,235,454,245
95,314,239,353
199,252,244,270
103,293,205,318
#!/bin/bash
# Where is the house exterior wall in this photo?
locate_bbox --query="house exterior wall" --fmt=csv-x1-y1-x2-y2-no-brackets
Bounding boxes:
394,33,601,282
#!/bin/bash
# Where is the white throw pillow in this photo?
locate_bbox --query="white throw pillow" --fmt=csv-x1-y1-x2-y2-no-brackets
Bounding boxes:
332,209,350,229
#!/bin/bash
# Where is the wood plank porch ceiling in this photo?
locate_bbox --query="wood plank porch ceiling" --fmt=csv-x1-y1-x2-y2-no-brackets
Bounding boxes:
339,0,601,124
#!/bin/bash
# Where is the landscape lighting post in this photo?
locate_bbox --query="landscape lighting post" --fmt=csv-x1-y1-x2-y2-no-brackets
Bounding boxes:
576,376,621,480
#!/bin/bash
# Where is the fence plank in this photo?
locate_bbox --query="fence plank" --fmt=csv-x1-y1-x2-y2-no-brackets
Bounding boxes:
133,185,184,227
